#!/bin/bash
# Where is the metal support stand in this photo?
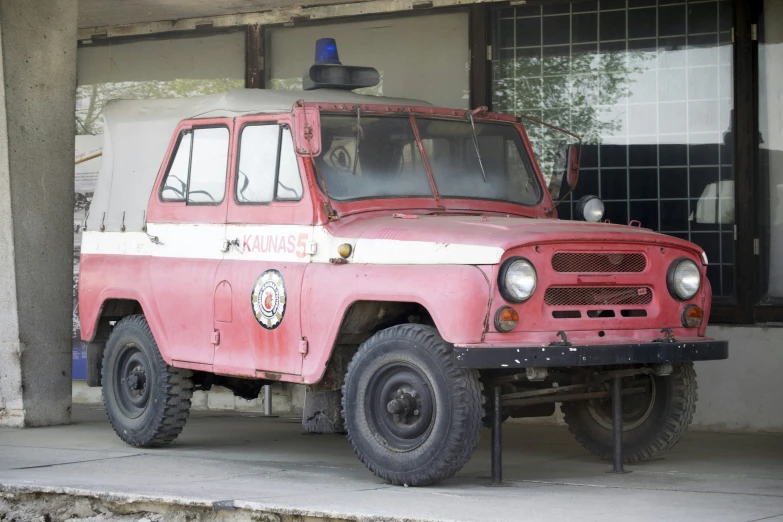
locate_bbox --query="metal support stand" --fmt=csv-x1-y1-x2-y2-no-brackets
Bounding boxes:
490,386,503,485
607,376,631,474
263,384,273,416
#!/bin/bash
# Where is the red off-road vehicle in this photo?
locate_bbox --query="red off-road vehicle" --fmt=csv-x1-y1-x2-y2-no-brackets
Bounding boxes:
80,40,727,486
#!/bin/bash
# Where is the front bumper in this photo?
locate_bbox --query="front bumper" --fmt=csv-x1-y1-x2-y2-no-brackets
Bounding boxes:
453,339,728,369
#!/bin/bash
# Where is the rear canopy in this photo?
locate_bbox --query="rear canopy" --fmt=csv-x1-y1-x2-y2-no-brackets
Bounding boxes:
86,88,428,232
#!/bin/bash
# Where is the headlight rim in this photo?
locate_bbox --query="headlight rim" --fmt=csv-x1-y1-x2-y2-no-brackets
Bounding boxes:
666,257,701,301
498,257,537,304
576,195,605,223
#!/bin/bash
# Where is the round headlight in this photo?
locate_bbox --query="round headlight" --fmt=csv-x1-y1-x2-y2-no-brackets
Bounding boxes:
499,258,537,303
667,258,701,300
576,195,605,223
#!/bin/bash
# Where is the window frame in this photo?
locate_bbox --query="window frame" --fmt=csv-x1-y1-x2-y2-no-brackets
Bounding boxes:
233,121,304,206
314,113,544,207
158,123,231,207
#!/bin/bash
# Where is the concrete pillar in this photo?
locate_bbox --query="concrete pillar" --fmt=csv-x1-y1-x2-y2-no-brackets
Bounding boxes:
0,0,78,427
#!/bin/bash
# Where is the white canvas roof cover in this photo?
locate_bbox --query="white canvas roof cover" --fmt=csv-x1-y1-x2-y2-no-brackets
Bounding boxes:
86,88,430,232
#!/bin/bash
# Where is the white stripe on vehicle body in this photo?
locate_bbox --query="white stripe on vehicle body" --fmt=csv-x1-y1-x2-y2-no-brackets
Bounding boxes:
81,223,505,265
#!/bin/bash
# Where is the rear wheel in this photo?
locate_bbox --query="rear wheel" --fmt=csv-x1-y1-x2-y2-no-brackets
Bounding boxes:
102,315,193,447
562,363,697,463
342,324,484,486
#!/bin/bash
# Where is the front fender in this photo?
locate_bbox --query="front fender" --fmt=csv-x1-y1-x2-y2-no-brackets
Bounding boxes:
300,263,492,383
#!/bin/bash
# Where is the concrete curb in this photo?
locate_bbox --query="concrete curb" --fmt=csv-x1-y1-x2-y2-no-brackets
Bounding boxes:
0,483,447,522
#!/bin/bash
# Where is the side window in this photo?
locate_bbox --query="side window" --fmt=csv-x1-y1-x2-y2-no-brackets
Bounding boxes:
236,124,303,204
188,127,229,204
161,133,192,202
160,126,229,204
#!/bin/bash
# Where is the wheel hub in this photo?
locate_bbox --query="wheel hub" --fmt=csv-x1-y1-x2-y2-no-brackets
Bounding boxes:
125,367,146,392
366,363,435,452
112,343,152,419
386,391,420,420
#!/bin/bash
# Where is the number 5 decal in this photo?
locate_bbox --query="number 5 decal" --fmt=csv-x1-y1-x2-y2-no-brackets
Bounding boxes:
296,233,309,259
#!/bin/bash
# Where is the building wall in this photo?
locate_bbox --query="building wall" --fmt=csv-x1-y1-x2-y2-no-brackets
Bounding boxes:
692,326,783,432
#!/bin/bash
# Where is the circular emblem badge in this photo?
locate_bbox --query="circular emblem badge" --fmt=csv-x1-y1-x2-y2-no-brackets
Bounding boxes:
251,269,287,330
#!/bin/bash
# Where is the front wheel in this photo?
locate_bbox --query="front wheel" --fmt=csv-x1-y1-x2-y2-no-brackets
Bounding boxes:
342,324,484,486
562,363,698,463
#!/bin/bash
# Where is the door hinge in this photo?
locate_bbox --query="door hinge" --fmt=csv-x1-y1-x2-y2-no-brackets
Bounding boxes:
486,44,492,61
731,27,735,43
751,23,758,41
211,330,220,345
299,338,309,354
754,238,760,255
306,241,317,255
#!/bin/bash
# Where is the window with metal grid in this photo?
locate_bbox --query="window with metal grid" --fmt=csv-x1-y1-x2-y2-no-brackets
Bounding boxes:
491,0,734,299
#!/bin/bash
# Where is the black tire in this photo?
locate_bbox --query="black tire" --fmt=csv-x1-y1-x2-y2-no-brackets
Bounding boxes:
562,363,697,463
102,315,193,447
342,324,484,486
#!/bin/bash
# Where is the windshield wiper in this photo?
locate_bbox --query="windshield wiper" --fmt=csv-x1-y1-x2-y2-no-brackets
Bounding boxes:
468,112,487,183
352,105,363,176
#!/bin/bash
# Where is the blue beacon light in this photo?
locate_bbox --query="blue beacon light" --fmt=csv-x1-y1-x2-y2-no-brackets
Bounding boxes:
315,38,341,65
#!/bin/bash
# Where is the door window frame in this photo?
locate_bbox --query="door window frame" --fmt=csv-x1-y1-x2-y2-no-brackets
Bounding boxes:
227,113,314,226
147,117,234,225
234,122,304,206
158,123,231,207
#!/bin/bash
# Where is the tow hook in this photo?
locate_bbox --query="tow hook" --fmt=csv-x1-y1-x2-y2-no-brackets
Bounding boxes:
549,330,571,347
653,328,676,343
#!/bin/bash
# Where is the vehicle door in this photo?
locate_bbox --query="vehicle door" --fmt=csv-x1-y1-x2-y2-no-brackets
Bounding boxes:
212,114,314,378
146,119,232,368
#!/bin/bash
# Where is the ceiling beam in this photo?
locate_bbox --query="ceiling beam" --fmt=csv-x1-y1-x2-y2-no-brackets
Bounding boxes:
77,0,498,41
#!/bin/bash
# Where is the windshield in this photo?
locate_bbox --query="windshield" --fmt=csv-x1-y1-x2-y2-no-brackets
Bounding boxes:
315,114,542,206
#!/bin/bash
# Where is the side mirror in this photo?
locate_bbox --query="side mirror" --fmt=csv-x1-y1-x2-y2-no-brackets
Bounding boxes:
292,106,321,157
566,143,580,190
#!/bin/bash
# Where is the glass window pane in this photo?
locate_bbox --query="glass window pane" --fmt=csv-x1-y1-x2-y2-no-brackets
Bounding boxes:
161,133,191,202
315,116,432,201
760,0,783,300
491,0,735,299
237,125,279,204
416,119,542,206
278,131,304,201
188,127,228,204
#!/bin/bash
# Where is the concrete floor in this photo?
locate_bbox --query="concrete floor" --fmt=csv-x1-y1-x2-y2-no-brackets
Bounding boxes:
0,405,782,522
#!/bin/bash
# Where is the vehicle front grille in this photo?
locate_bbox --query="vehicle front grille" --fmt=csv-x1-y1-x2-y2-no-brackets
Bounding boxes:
544,286,653,306
552,253,646,273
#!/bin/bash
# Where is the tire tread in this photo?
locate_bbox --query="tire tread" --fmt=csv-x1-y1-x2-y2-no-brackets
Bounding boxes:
341,324,484,486
102,315,193,447
562,363,698,463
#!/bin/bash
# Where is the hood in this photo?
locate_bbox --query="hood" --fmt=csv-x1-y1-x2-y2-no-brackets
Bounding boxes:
327,214,704,255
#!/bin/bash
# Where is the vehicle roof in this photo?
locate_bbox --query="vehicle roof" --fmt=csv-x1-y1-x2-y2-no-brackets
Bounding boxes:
86,89,431,233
